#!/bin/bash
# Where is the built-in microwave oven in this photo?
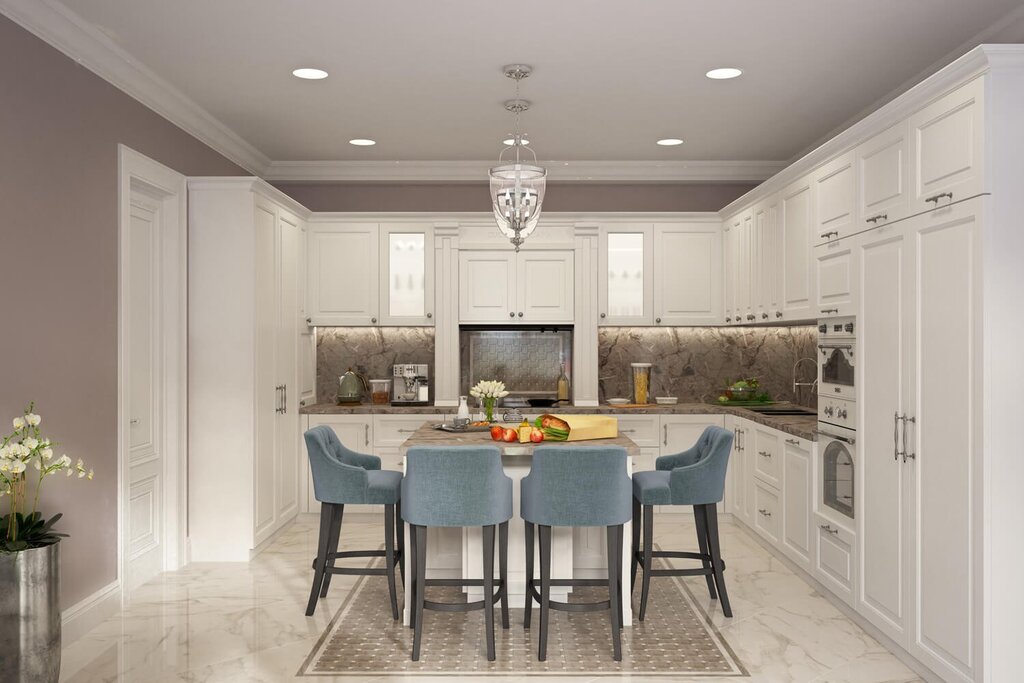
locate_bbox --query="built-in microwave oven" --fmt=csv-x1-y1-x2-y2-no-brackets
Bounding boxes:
818,317,855,401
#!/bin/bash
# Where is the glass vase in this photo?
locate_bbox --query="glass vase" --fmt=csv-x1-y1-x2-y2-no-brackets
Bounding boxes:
484,397,496,423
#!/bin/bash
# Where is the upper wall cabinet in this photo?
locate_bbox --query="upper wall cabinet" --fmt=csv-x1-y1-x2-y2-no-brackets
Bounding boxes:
724,211,752,325
598,224,653,325
653,222,722,325
813,150,857,244
908,77,985,214
307,222,434,326
779,176,817,321
459,250,574,323
856,122,909,231
752,196,781,322
379,223,435,325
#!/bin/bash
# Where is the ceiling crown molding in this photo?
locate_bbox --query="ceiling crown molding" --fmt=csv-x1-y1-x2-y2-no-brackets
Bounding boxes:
0,0,271,175
263,159,786,183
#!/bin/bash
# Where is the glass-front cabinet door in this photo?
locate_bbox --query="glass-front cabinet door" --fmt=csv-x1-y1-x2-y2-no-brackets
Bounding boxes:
598,224,653,325
379,223,434,325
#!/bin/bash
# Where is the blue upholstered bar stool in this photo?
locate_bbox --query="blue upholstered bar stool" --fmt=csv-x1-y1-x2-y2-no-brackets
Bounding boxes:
631,425,734,620
521,445,632,661
304,426,404,619
402,445,513,661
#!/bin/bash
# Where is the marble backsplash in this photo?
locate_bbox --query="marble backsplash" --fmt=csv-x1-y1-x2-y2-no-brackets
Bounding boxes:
598,326,818,407
317,328,435,403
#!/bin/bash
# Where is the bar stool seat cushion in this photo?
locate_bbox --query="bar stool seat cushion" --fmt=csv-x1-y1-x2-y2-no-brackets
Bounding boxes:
402,446,513,527
521,446,632,527
631,470,672,505
366,470,403,504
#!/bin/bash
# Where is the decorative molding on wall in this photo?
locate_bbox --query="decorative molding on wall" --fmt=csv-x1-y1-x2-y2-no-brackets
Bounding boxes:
0,0,271,175
61,579,121,647
263,159,787,183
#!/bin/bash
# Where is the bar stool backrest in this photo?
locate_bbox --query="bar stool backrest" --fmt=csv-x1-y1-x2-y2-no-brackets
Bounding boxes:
304,425,382,504
402,445,513,527
656,425,733,505
521,445,632,527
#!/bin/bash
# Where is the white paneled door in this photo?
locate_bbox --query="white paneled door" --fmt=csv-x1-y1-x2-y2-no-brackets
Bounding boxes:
119,147,187,595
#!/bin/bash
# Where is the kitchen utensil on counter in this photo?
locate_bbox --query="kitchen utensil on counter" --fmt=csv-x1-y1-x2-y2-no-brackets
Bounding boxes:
655,396,678,405
630,362,653,405
607,398,630,406
527,398,563,408
337,368,368,404
369,379,392,405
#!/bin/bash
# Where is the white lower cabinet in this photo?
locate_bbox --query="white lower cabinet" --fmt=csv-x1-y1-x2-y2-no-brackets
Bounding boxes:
813,512,856,606
781,436,813,572
726,417,752,524
752,480,780,544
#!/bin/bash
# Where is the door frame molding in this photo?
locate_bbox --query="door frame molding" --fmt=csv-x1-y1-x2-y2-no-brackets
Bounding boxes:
117,145,188,601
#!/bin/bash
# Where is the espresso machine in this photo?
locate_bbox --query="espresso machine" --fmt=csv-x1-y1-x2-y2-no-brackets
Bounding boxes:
392,364,430,405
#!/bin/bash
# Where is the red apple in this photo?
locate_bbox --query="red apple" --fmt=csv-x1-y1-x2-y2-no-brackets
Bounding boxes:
490,425,504,441
530,428,544,443
502,428,518,442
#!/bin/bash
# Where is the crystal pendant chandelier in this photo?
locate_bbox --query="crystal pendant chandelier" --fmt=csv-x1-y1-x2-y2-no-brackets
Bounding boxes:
489,65,547,251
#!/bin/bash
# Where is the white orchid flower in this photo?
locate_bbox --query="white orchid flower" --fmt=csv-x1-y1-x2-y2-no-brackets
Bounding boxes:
25,413,41,427
41,448,53,461
12,416,25,431
23,436,39,450
57,454,71,468
9,460,26,474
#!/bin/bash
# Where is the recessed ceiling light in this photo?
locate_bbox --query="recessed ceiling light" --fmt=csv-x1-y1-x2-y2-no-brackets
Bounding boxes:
657,138,684,146
292,67,328,80
502,138,529,146
706,67,742,80
348,139,376,146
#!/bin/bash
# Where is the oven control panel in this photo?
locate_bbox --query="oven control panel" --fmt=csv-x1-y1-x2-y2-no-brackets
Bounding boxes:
819,396,855,430
818,316,855,338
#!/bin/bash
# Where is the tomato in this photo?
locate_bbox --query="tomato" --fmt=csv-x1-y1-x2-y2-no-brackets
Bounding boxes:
502,428,518,442
529,428,544,443
490,425,504,441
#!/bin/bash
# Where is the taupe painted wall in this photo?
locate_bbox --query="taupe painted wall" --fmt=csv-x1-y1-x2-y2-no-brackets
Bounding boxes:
272,181,756,213
0,15,244,608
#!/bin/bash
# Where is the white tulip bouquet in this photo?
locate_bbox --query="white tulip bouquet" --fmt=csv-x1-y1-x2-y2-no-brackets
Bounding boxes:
1,403,92,552
469,380,509,423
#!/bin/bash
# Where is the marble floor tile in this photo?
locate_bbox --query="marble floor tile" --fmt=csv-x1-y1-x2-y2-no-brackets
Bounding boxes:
61,515,923,682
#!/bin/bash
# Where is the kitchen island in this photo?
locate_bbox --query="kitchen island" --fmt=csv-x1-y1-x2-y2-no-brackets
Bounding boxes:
397,422,639,625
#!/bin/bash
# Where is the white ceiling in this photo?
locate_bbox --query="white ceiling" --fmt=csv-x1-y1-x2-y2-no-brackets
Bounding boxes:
32,1,1024,167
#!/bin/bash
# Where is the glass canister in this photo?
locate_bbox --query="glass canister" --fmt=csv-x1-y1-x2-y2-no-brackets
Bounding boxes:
369,379,392,404
630,362,652,405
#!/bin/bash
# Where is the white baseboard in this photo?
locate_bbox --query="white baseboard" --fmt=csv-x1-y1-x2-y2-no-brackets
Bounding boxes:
61,580,121,645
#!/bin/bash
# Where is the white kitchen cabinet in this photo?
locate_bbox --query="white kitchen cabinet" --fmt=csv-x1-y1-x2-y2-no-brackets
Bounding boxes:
813,150,857,244
660,414,724,455
652,222,722,325
781,436,813,572
814,238,858,318
188,179,306,561
459,250,573,323
297,222,316,407
307,222,379,325
814,511,856,607
751,427,781,489
752,195,782,322
599,225,653,325
907,76,985,215
728,418,753,525
303,414,374,514
379,223,434,325
856,122,910,231
779,176,816,321
723,211,752,325
752,479,780,545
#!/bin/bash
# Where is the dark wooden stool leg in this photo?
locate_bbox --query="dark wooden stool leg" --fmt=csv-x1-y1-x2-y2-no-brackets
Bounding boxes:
396,500,405,584
319,503,344,598
693,504,718,600
498,520,510,629
606,525,622,661
639,504,654,621
524,521,535,629
384,504,400,620
483,525,496,661
616,523,625,629
631,496,641,591
306,504,334,616
408,518,418,630
705,505,732,618
412,525,428,660
538,524,551,661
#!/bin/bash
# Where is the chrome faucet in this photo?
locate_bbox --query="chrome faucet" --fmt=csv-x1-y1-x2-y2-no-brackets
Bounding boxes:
792,357,818,396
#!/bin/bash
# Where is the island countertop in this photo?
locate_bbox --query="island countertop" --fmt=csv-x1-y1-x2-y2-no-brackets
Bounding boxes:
397,422,642,458
300,402,818,441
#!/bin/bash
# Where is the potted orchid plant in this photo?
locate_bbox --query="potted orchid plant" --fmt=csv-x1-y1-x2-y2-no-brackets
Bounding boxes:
470,380,509,423
1,403,92,683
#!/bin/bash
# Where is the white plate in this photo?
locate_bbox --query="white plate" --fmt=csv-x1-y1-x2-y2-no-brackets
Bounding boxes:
655,397,678,405
607,398,630,405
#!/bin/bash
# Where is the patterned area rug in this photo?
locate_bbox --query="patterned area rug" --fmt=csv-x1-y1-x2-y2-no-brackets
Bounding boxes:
298,555,746,677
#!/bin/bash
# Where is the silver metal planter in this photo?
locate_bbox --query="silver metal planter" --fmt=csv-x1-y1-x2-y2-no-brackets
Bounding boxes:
0,542,61,683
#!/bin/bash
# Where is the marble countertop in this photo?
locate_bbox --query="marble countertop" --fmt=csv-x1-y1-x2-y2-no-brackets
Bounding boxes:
397,423,642,458
301,401,819,441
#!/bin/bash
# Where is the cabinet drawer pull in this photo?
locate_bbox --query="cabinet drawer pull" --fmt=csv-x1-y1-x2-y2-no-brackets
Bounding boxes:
820,524,839,535
758,450,772,458
775,310,783,319
820,308,839,315
620,429,636,433
758,509,772,518
785,438,800,445
746,314,755,321
600,312,607,318
364,424,370,446
925,191,953,205
821,230,839,239
518,312,524,318
725,316,732,322
510,312,516,318
865,212,888,224
397,429,417,433
761,312,769,320
426,312,433,319
656,317,662,324
663,424,668,446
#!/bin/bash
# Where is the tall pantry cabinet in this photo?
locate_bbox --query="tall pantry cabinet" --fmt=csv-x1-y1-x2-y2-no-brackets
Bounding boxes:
188,178,308,561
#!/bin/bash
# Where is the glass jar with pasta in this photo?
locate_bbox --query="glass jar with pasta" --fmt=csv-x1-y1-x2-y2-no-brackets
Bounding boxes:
630,362,652,405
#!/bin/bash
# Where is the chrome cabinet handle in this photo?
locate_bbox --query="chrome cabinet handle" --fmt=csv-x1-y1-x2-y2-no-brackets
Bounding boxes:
761,312,769,320
518,312,524,317
656,317,662,323
866,213,888,224
130,418,139,425
371,317,377,324
925,192,953,205
775,310,783,319
822,230,839,239
426,312,433,318
306,317,312,325
600,312,607,318
397,429,417,433
274,385,284,414
820,524,839,535
758,509,772,518
283,384,287,414
663,424,668,446
725,316,732,322
901,414,916,462
785,438,800,445
821,308,839,315
364,424,370,446
758,450,772,458
893,411,900,461
620,429,636,433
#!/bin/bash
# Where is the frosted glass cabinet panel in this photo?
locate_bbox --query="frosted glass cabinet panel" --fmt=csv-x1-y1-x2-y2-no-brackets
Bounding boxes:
379,224,434,325
599,225,653,325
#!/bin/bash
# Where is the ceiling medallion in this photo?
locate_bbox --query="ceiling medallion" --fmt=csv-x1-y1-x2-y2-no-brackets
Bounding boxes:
489,64,547,251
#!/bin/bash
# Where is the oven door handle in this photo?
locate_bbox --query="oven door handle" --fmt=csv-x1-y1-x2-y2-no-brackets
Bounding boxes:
814,429,856,445
817,344,853,351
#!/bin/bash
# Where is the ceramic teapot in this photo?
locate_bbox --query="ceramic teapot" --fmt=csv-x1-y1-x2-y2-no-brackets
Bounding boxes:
337,368,368,404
